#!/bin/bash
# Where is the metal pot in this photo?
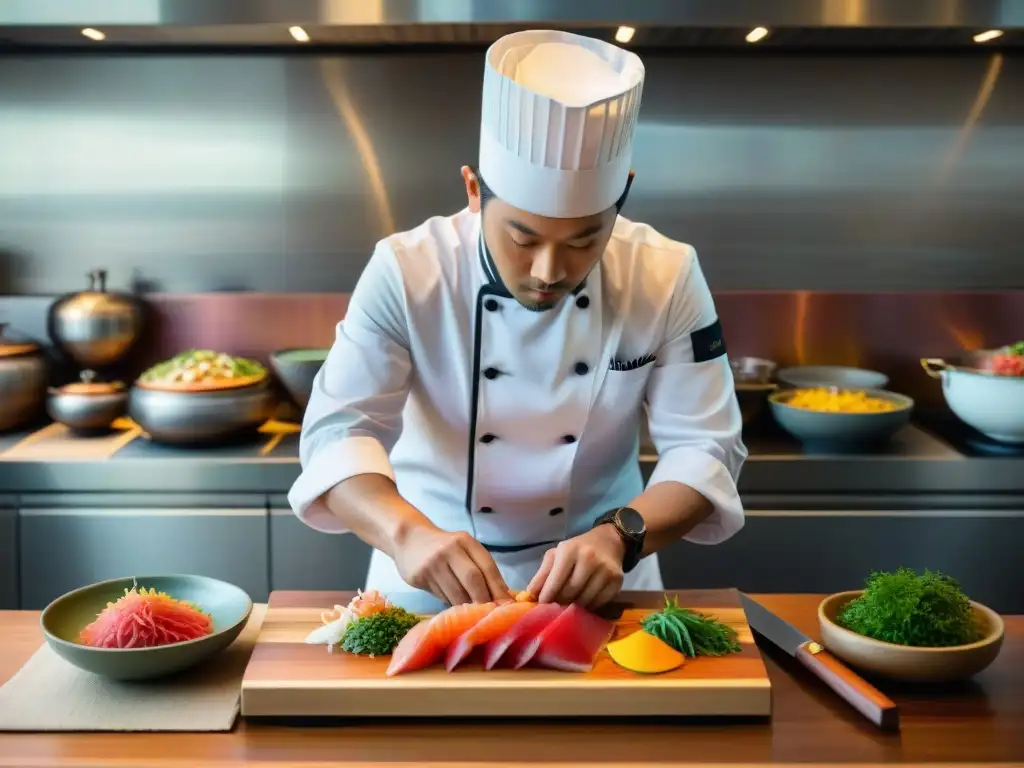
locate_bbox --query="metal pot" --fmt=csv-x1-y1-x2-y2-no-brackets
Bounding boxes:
47,370,128,434
0,323,47,432
922,352,1024,444
129,381,275,445
48,269,144,369
730,356,778,424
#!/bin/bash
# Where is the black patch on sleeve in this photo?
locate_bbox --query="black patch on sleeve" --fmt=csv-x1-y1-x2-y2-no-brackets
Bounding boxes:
691,319,727,363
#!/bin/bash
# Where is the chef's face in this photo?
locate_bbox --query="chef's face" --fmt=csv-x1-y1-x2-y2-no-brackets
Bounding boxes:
462,166,617,312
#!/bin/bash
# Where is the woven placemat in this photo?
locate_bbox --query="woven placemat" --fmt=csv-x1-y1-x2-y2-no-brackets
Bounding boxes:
0,604,265,732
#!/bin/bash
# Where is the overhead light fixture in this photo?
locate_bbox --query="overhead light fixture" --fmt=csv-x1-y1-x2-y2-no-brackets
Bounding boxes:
973,29,1004,43
81,28,105,41
289,26,310,43
746,27,769,43
615,26,635,44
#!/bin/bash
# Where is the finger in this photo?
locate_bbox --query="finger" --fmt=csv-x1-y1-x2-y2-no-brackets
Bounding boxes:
538,547,574,604
449,547,492,603
527,549,556,598
424,575,448,606
462,539,510,601
434,562,472,606
557,559,591,605
577,572,608,610
595,579,622,610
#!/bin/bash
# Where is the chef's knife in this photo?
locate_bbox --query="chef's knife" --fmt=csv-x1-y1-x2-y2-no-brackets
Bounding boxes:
740,593,900,731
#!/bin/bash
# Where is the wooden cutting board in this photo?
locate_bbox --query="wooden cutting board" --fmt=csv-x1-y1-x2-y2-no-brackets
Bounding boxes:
240,589,771,718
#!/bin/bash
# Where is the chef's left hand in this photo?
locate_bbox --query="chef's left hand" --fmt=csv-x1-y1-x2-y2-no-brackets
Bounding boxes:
526,525,625,609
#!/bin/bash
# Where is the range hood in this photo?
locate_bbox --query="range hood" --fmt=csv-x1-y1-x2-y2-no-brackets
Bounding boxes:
1,0,1022,48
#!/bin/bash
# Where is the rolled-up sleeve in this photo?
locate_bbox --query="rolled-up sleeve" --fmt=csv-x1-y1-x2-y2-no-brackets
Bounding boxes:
287,243,413,534
644,248,747,545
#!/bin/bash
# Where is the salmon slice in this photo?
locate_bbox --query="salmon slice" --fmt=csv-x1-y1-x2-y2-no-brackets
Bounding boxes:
444,601,538,671
386,602,497,676
482,603,566,670
532,603,615,672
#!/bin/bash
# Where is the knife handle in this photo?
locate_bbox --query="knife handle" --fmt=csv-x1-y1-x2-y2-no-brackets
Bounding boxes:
795,640,900,730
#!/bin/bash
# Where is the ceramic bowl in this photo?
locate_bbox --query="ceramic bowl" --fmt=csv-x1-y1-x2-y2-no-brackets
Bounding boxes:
818,590,1005,683
922,355,1024,444
769,388,913,450
41,574,253,681
777,365,889,390
269,347,330,411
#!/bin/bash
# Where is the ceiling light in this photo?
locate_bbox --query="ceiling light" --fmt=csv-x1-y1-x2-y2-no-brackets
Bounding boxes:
289,26,310,43
746,27,769,43
973,29,1003,43
615,26,635,44
81,28,105,41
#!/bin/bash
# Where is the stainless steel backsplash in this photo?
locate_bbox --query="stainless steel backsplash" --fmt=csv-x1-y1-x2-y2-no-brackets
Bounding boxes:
1,50,1022,294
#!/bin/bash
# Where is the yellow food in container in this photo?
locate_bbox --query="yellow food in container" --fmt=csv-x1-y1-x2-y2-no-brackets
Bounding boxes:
784,387,899,413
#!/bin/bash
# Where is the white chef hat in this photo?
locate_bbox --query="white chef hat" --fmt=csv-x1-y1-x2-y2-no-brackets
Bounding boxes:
478,30,645,219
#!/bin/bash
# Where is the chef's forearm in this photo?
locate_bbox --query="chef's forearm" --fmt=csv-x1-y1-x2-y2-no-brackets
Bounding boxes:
627,481,714,556
321,473,436,560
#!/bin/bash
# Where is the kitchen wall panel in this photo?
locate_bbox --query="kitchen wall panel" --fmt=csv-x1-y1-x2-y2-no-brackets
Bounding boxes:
1,51,1022,294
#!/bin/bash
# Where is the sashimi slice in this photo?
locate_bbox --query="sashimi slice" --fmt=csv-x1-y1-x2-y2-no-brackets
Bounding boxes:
482,602,565,670
445,601,538,671
531,603,616,672
386,601,497,676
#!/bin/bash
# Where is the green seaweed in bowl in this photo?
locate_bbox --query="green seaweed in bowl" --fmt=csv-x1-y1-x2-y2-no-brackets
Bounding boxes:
836,568,984,648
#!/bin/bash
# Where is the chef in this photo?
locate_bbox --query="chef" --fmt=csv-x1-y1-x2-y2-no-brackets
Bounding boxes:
289,29,747,610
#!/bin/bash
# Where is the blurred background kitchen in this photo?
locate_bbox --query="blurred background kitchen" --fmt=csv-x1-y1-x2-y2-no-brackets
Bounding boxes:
0,2,1021,613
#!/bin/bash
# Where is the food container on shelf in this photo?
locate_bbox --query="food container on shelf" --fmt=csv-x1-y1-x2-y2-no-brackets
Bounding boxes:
0,322,48,432
776,365,889,391
730,356,778,424
47,268,145,369
47,369,128,434
921,348,1024,444
129,350,275,445
269,347,330,412
768,387,913,451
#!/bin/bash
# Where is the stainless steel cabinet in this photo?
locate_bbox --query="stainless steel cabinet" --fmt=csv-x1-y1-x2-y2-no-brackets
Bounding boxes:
18,507,270,609
269,506,371,592
658,510,1024,614
0,504,17,609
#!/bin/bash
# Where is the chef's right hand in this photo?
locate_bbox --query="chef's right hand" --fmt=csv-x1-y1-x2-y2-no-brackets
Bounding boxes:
393,525,510,605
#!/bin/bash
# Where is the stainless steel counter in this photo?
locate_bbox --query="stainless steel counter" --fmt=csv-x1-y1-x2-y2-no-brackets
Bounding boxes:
1,421,1021,498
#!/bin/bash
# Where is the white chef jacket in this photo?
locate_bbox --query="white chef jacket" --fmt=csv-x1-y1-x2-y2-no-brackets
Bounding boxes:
288,207,747,596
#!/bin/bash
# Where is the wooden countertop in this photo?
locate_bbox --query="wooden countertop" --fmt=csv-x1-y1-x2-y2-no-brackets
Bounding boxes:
0,594,1020,767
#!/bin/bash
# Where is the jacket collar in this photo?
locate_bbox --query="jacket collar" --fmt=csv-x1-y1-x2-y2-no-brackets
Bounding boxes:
477,225,587,299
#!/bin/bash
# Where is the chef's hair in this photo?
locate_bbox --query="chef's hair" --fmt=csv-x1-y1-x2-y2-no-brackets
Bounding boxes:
472,167,634,216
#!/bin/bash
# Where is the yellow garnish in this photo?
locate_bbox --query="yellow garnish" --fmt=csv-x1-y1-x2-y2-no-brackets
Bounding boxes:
784,387,899,413
607,629,686,674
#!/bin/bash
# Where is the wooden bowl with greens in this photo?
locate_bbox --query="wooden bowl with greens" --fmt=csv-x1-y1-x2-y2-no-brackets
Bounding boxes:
818,568,1004,683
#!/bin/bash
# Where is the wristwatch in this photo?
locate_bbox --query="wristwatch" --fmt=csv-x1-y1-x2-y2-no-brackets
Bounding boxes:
593,506,646,573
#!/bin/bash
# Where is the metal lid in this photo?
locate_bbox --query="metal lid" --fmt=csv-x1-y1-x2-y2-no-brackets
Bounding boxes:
0,322,40,358
54,369,126,395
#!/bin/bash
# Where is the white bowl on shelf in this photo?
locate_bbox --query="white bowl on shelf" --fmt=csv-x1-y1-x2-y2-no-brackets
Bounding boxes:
922,352,1024,444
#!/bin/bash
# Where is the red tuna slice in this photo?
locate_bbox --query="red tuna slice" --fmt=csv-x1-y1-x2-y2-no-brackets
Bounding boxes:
527,603,616,672
482,603,565,670
445,600,538,672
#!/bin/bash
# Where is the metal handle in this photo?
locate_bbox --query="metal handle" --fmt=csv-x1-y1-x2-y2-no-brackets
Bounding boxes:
920,358,949,379
88,269,108,292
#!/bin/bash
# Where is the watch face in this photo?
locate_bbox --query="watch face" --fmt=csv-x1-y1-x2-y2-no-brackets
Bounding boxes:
617,507,646,536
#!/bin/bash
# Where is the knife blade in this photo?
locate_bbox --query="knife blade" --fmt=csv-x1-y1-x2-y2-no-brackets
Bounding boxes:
740,593,900,731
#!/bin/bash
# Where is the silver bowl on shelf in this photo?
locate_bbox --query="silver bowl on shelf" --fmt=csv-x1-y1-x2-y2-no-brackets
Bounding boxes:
776,365,889,391
128,381,276,445
730,356,778,424
47,370,128,434
0,322,48,432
